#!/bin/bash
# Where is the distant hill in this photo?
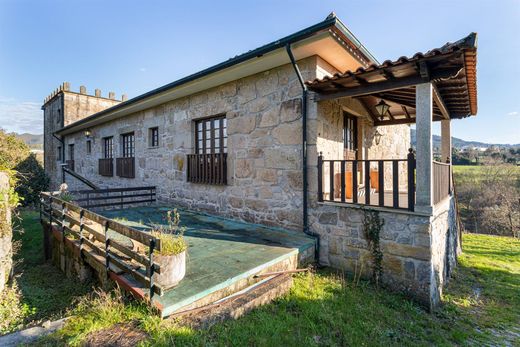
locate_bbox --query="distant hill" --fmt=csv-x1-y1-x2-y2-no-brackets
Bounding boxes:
13,133,43,150
410,129,519,149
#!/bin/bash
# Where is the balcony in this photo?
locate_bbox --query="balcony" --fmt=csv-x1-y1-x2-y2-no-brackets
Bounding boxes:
187,153,227,185
98,158,114,177
116,157,135,178
318,151,416,211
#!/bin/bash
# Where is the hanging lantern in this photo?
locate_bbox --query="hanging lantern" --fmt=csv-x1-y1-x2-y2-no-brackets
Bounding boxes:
374,99,390,120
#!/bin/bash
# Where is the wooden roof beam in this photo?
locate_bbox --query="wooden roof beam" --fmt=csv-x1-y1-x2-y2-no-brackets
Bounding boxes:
313,67,462,101
432,83,450,119
358,98,379,123
402,105,411,119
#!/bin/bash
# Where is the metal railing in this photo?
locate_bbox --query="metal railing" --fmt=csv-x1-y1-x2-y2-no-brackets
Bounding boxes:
70,186,156,209
318,149,416,211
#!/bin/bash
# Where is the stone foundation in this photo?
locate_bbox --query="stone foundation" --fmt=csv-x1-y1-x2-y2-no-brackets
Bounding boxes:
309,197,459,310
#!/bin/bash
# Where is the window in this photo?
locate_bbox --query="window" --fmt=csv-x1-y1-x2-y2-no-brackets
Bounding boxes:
149,127,159,147
343,113,358,151
195,115,227,154
86,140,92,154
103,137,113,158
68,144,74,160
57,146,62,161
67,144,75,171
187,115,228,185
121,132,135,158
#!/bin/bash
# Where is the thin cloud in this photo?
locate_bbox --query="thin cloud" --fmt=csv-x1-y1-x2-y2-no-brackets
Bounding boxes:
139,67,147,72
507,111,518,116
0,96,42,134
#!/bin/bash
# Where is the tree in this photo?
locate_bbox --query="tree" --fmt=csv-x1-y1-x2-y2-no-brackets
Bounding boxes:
0,129,49,206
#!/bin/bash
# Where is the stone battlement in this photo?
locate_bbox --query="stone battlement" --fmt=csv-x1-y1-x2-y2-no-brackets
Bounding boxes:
43,82,127,105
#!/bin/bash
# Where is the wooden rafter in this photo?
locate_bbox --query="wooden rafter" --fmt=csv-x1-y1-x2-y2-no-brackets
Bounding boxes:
401,105,411,119
432,83,450,119
314,67,462,102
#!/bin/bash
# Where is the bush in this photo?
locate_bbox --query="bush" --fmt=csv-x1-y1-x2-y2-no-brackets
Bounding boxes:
0,129,49,206
455,164,520,237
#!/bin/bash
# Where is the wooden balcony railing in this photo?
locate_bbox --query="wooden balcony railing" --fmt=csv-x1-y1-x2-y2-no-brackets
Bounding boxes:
318,150,416,211
99,158,114,177
187,153,227,185
65,160,75,172
433,161,451,205
116,157,135,178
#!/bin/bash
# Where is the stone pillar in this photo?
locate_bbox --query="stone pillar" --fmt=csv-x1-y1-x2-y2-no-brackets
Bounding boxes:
441,119,451,163
415,83,433,214
79,85,87,94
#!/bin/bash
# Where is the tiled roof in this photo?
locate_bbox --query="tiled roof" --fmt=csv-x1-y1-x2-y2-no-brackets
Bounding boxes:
307,33,477,119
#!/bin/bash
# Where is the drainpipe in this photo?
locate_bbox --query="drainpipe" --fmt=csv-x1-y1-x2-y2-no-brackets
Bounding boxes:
52,133,65,184
285,44,320,257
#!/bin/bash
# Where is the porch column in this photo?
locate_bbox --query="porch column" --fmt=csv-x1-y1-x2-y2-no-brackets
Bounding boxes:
415,83,433,214
441,119,452,163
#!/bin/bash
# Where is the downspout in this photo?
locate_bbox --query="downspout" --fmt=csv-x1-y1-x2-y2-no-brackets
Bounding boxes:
285,44,320,257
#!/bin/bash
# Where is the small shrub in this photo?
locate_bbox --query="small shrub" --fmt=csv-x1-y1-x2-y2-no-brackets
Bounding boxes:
150,209,187,256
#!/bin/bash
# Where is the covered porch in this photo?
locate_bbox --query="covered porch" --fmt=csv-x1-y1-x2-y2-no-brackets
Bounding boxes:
308,33,477,214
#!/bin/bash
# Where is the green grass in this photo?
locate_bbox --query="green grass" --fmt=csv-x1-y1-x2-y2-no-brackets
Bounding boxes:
453,164,520,186
0,210,92,334
36,233,520,346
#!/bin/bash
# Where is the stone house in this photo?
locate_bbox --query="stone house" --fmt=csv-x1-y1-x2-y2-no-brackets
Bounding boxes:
42,14,477,309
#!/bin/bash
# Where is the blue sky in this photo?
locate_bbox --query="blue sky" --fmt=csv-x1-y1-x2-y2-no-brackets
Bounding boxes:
0,0,519,144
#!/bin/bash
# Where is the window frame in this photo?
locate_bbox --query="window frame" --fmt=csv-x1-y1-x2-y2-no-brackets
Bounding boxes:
68,144,75,160
121,132,135,158
343,112,358,152
86,140,92,155
103,137,113,159
149,127,159,148
57,146,62,161
194,114,227,155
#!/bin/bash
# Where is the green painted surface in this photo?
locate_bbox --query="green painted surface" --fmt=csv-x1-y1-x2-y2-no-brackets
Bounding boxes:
101,205,315,317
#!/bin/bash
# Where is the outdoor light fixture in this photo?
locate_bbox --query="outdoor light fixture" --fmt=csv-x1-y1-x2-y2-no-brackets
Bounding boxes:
374,129,383,145
374,99,390,120
84,129,92,138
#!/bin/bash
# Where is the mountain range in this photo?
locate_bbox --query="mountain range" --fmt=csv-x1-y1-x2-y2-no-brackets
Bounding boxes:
410,129,519,149
11,131,519,151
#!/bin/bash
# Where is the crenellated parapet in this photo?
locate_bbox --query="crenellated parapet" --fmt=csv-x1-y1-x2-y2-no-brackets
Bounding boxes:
43,82,127,105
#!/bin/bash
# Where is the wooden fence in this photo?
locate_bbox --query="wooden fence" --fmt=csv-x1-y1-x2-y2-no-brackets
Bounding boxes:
40,191,163,298
433,161,452,205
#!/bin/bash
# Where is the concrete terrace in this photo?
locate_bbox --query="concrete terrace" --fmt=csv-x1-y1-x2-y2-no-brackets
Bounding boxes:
100,205,315,318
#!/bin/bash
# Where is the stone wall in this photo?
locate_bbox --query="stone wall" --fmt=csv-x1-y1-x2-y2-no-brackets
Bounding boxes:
62,58,319,230
43,84,122,190
0,172,12,293
308,198,458,309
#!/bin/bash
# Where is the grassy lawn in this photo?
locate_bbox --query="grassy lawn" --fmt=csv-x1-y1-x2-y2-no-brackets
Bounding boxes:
0,210,92,334
453,164,520,185
32,232,519,346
